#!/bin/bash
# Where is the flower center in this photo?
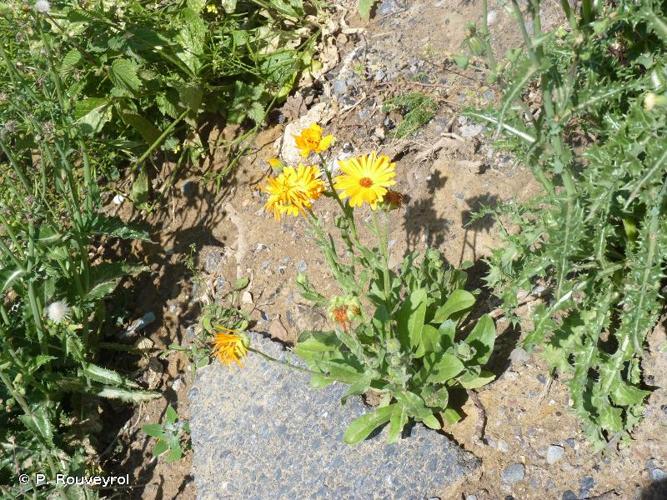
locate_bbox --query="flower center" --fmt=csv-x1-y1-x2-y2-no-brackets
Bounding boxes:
359,177,374,188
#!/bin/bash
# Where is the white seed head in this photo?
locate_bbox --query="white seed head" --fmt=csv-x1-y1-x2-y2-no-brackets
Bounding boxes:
46,300,70,323
34,0,51,13
486,10,498,26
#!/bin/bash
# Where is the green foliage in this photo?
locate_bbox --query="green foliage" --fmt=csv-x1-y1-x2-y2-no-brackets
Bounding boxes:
296,216,497,444
143,405,190,463
467,0,667,448
383,92,438,138
1,0,318,181
0,5,161,497
358,0,379,21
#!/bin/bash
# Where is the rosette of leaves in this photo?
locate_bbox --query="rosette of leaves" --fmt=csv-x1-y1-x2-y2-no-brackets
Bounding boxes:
295,251,496,444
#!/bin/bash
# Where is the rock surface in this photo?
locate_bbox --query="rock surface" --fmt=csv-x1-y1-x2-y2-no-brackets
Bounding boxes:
189,333,480,499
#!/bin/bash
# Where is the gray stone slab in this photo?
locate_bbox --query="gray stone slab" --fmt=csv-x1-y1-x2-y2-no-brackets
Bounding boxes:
189,333,480,499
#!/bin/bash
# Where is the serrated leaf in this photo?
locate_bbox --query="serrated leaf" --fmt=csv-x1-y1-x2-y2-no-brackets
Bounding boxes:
60,49,82,77
110,58,142,95
1,267,26,292
88,215,152,241
82,363,140,388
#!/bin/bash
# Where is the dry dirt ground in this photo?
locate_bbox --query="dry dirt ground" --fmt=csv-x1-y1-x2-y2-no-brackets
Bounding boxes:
101,1,666,498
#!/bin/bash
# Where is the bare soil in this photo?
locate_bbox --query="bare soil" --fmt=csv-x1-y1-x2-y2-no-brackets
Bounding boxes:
102,1,666,499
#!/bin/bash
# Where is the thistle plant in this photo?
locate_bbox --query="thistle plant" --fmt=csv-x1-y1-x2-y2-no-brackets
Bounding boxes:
465,0,667,447
219,124,497,444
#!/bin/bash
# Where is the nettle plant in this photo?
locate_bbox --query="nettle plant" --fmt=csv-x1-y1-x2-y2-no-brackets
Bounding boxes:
465,0,666,447
211,124,497,444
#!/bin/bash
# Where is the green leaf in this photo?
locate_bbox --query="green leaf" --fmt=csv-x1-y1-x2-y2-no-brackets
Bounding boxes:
294,331,342,360
19,407,53,445
142,424,164,438
387,404,408,444
120,112,161,145
132,169,150,206
464,314,496,365
434,289,476,323
60,49,82,77
422,414,441,429
610,380,650,406
95,387,161,402
1,267,26,292
428,353,465,384
358,0,376,20
165,405,179,424
82,363,140,388
598,404,623,432
75,97,111,135
110,58,142,95
442,407,463,425
165,445,183,462
88,215,152,241
458,369,496,389
453,54,469,69
396,288,427,349
86,262,146,301
153,438,169,456
415,325,440,357
234,277,250,290
343,404,394,444
341,372,374,404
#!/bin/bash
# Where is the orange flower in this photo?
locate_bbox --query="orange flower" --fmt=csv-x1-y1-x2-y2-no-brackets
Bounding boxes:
294,124,334,157
212,330,249,367
262,165,325,220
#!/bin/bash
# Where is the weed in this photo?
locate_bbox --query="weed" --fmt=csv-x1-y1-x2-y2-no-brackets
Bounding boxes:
467,0,667,447
383,92,438,138
143,405,190,463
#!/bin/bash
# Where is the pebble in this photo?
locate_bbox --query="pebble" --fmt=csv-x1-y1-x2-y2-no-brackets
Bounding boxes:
487,10,497,26
579,475,595,496
460,123,485,138
546,445,565,464
509,347,530,366
378,0,401,16
497,439,509,453
296,260,307,273
561,491,577,500
650,468,666,481
501,463,525,484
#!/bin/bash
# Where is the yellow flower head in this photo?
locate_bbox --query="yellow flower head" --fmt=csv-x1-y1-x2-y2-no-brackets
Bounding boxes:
333,152,396,209
262,165,325,220
268,157,283,170
212,330,248,367
294,124,334,158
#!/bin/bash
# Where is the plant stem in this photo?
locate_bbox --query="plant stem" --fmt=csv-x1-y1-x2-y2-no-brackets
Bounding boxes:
247,346,318,375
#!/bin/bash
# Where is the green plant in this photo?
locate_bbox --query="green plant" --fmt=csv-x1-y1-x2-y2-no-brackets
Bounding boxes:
142,405,190,463
254,127,497,444
358,0,379,21
1,0,320,200
0,4,158,497
383,92,438,138
466,0,667,447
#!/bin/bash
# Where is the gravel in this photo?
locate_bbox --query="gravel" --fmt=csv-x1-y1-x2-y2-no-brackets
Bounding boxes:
189,333,480,498
546,444,565,465
501,463,525,484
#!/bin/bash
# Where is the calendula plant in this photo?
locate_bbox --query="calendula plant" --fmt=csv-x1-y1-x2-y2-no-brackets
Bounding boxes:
221,124,497,444
465,0,666,448
0,3,158,497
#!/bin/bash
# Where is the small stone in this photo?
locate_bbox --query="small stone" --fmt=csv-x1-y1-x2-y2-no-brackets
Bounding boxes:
487,10,497,26
460,123,484,138
374,69,386,82
650,468,667,481
579,475,595,496
562,491,577,500
537,374,547,384
296,260,307,273
564,438,576,448
241,291,253,304
332,79,348,98
466,496,478,500
171,377,184,392
509,347,530,366
501,463,525,484
546,445,565,465
497,439,509,453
